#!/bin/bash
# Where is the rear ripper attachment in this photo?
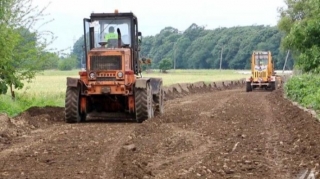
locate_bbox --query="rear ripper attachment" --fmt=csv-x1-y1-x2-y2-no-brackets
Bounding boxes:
64,10,164,123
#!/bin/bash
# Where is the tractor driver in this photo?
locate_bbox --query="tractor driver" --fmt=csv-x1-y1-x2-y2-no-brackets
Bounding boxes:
104,26,118,47
258,58,264,66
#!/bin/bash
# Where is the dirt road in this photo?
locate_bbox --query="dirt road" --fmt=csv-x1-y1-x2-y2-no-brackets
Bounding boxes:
1,88,320,179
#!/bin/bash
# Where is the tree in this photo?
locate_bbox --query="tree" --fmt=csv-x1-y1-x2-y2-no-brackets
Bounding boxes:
58,55,77,71
0,0,55,99
159,58,172,73
72,35,86,68
41,52,59,70
0,0,19,95
277,0,320,73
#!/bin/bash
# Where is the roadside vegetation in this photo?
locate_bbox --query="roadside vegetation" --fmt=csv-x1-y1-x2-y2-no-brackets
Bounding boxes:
278,0,320,115
284,74,320,115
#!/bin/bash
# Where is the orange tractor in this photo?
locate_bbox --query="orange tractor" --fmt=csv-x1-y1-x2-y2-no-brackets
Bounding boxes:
64,10,164,123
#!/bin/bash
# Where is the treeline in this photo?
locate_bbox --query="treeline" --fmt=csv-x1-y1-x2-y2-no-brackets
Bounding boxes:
140,24,293,70
72,24,294,70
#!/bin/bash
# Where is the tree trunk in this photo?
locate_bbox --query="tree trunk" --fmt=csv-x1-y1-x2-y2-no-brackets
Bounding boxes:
10,83,15,100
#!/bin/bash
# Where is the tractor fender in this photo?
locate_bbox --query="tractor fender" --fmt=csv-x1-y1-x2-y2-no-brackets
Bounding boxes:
135,77,150,89
66,77,80,87
135,77,163,95
149,78,163,95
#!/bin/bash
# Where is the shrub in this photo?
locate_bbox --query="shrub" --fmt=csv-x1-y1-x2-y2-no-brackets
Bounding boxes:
159,58,172,73
58,56,77,71
285,74,320,111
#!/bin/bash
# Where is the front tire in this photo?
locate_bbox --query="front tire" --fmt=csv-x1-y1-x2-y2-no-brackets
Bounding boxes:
135,83,154,123
65,87,82,123
246,82,252,92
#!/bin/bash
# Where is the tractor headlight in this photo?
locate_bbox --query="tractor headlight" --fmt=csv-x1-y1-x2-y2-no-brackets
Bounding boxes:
117,71,123,78
89,72,96,79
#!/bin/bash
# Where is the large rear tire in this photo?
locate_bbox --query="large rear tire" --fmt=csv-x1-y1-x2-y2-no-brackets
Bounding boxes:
154,85,164,116
135,82,154,123
65,86,83,123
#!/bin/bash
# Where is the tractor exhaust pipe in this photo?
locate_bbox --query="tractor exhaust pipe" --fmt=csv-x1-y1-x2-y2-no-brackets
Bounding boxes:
117,28,121,48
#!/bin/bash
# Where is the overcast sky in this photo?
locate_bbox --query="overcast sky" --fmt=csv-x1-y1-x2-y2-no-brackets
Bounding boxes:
32,0,286,52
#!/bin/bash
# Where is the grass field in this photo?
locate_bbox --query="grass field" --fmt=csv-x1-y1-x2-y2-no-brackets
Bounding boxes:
0,69,248,116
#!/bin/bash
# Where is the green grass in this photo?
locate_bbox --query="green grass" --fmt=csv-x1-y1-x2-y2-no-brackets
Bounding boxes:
0,92,65,117
0,69,247,116
144,69,247,85
285,74,320,115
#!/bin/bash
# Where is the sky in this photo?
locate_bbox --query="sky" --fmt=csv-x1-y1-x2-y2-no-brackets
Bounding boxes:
32,0,287,52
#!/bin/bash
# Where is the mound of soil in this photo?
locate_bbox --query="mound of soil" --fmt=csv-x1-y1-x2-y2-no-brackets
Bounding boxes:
0,106,64,149
164,80,245,101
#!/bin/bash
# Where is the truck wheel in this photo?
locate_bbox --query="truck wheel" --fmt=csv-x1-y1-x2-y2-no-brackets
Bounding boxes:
246,82,252,92
270,82,276,91
154,86,164,115
65,86,82,123
135,83,154,123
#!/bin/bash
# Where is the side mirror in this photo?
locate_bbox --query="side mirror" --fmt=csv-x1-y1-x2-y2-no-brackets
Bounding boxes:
138,36,142,46
137,32,142,48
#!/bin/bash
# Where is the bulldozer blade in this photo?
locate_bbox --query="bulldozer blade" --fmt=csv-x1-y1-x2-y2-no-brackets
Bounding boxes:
86,111,134,121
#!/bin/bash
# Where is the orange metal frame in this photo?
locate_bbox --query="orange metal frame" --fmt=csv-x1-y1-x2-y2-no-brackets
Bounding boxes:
78,48,137,112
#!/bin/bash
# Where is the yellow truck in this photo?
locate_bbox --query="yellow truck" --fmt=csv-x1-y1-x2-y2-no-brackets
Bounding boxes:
246,51,278,92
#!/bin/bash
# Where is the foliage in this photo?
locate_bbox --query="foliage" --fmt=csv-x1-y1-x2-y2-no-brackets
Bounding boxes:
277,0,320,73
139,25,291,70
41,52,59,70
0,0,55,98
58,55,77,71
285,74,320,112
72,35,85,68
159,58,172,73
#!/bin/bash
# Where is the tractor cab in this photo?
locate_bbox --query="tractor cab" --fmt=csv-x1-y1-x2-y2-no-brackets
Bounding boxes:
82,10,142,75
85,14,132,48
254,52,269,70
